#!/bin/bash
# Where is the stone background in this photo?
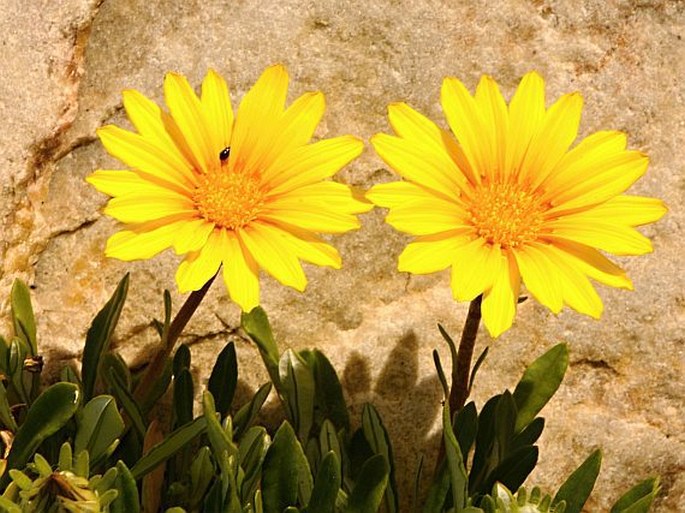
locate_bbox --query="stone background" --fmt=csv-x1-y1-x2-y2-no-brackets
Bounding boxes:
0,0,683,510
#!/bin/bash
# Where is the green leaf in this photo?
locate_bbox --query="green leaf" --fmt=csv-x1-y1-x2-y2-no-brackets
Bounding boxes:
421,463,450,513
238,426,269,502
8,337,29,404
189,446,214,509
107,368,147,439
262,421,314,511
344,454,389,513
82,274,129,401
140,358,172,413
0,496,22,513
101,352,132,392
60,364,82,387
482,444,538,493
241,307,281,391
302,350,349,432
130,417,207,479
75,395,125,464
111,460,140,513
11,280,36,356
234,383,272,438
208,341,238,417
280,349,315,442
553,449,602,513
361,403,398,513
308,451,341,513
513,343,568,433
318,420,342,479
173,344,191,376
1,382,81,487
443,401,468,512
0,382,17,431
512,417,544,449
454,402,478,462
202,391,238,472
173,368,194,428
610,477,660,513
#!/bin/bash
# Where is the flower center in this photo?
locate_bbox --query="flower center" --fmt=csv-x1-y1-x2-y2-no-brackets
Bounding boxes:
468,180,547,248
193,166,265,230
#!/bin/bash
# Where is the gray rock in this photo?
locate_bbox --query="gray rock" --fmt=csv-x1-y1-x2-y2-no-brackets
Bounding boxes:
0,0,683,511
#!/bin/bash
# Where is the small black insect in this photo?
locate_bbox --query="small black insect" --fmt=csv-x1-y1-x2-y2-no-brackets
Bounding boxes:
219,147,231,161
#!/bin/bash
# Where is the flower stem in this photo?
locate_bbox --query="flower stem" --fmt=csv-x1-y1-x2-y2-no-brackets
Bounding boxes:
134,274,216,403
449,295,482,413
434,295,482,475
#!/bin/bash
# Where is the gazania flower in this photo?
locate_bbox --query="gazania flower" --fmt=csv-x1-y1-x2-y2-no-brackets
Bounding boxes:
368,72,666,337
88,65,370,311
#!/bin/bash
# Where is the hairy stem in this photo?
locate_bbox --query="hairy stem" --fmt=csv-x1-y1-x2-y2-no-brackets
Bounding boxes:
449,295,482,413
134,274,216,403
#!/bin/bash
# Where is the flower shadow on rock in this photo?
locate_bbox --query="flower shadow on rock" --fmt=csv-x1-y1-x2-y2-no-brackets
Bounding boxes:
343,331,442,506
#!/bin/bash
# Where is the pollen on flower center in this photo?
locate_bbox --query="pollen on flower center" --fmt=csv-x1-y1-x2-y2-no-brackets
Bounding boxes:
193,167,265,230
468,180,547,248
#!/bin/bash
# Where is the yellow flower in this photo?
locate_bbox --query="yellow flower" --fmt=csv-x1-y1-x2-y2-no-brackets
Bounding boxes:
88,65,370,311
368,72,666,337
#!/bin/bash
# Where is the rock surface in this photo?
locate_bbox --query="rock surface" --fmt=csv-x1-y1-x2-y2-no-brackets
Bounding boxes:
0,0,683,511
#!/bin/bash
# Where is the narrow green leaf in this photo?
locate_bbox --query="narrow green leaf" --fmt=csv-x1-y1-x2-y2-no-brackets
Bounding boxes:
308,451,341,513
443,402,468,512
82,274,129,400
11,280,36,356
234,383,272,438
173,368,194,428
58,442,73,472
421,462,450,513
107,368,147,439
280,349,315,442
173,344,191,376
512,417,545,449
454,401,478,462
1,382,81,487
513,343,568,433
361,403,398,513
553,449,602,513
75,395,125,464
0,382,17,431
610,477,660,513
345,454,389,513
262,421,313,511
140,358,172,413
302,350,349,431
202,391,238,479
318,420,342,478
101,352,132,392
0,495,22,513
482,445,538,492
8,337,29,404
468,346,489,393
238,427,269,501
493,391,516,462
189,446,214,509
208,341,238,417
130,417,207,479
60,364,82,387
241,307,281,392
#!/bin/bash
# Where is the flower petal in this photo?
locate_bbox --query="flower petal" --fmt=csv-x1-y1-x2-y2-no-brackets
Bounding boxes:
104,192,196,223
474,75,508,181
371,133,465,201
506,71,546,180
481,251,520,338
266,181,371,215
450,239,502,302
548,221,654,255
97,125,196,191
513,243,563,314
398,230,473,274
230,64,289,174
523,92,583,189
565,195,667,226
385,197,467,236
265,136,364,194
442,77,490,180
105,220,187,261
172,218,215,254
238,222,307,291
165,72,215,173
221,230,260,312
201,69,234,156
176,230,223,292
